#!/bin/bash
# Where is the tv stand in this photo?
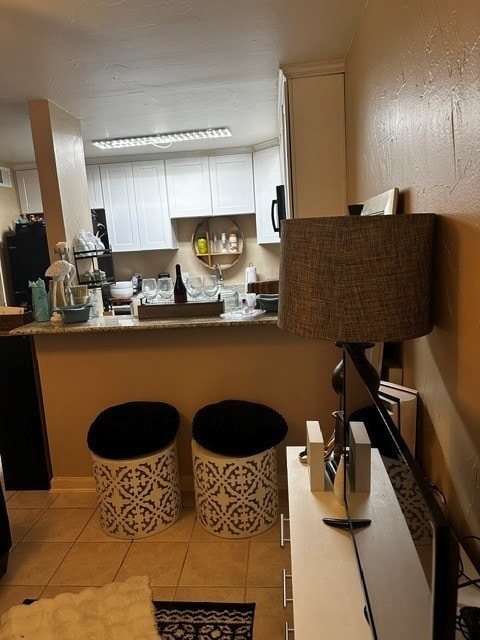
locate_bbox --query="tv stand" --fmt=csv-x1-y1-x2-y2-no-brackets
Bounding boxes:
285,446,431,639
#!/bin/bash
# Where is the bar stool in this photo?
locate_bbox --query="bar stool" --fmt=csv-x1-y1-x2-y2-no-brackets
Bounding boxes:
192,399,288,538
87,401,181,540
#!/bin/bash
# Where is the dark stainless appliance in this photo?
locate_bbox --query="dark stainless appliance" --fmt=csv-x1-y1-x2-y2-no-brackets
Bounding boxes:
5,225,50,309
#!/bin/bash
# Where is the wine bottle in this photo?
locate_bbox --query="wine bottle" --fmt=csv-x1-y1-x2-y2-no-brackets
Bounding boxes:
174,264,187,303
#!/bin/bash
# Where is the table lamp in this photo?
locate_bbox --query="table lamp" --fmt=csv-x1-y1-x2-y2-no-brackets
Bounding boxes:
277,213,436,472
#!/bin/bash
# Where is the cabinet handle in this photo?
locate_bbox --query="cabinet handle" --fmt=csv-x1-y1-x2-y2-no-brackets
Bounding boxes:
280,513,290,547
271,199,280,232
282,568,293,608
285,621,295,639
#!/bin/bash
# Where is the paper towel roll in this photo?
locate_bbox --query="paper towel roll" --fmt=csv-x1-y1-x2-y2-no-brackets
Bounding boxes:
245,265,257,292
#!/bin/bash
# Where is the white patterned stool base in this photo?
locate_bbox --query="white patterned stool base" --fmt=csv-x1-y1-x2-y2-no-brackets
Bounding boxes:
192,440,278,538
91,441,181,540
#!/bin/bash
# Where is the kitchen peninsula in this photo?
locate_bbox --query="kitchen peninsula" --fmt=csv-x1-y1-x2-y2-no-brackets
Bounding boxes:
11,315,340,490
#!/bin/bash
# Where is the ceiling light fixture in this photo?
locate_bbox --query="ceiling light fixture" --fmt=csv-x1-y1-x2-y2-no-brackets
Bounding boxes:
91,127,232,150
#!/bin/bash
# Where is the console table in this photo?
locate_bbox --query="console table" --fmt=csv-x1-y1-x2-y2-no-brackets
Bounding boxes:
286,446,431,639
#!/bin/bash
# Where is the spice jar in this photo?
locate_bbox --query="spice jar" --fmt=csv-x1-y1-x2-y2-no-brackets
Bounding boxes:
197,237,208,254
228,233,238,252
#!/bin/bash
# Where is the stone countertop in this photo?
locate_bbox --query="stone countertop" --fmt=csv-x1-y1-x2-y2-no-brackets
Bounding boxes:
9,311,279,335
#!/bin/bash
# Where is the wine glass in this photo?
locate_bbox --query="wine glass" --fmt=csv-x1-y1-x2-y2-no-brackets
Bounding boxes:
157,277,174,303
203,275,219,300
185,276,203,300
141,278,157,303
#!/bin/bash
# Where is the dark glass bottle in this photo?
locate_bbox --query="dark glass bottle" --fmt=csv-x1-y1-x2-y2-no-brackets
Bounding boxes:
174,264,187,303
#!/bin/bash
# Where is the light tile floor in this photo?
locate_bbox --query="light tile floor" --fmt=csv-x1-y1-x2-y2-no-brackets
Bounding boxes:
0,489,293,639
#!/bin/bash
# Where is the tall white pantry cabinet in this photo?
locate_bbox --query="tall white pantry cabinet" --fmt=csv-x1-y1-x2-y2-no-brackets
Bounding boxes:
279,61,347,219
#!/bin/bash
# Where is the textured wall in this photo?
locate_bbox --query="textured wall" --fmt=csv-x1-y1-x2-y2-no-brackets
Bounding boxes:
345,0,480,553
29,100,92,262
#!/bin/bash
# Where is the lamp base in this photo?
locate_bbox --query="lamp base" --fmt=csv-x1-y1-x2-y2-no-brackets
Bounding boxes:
331,342,379,465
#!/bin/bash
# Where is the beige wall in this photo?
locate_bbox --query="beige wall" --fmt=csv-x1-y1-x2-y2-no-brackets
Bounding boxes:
33,327,340,488
29,100,92,263
0,167,21,304
113,214,281,286
345,0,480,550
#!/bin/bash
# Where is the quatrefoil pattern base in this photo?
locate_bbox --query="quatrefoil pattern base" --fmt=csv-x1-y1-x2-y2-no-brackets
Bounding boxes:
91,441,181,540
192,440,278,538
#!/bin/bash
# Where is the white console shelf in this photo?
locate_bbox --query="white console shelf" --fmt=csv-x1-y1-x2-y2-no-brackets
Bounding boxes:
286,446,432,639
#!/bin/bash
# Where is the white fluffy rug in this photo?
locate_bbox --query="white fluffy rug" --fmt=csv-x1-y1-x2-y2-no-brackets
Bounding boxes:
0,575,161,640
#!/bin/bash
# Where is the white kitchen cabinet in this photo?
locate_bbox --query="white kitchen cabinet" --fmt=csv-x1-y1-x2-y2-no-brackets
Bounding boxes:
165,157,212,218
132,161,177,251
100,163,140,252
100,161,177,252
15,169,43,214
253,146,281,244
279,63,346,218
86,165,104,209
165,153,255,219
208,154,255,216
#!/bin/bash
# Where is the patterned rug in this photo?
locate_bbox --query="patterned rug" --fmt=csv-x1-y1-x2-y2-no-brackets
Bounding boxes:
153,600,255,640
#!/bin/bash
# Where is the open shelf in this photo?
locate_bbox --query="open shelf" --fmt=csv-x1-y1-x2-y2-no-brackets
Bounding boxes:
73,248,115,288
191,217,244,270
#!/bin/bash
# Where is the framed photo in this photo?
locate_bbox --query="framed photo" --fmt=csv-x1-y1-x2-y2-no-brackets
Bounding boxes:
360,188,399,216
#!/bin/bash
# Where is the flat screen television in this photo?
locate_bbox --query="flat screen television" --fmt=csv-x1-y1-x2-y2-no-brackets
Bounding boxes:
341,343,459,640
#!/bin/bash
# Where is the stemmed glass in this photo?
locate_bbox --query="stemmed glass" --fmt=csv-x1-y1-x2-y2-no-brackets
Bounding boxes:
203,275,219,301
141,278,158,303
185,276,203,300
157,277,174,303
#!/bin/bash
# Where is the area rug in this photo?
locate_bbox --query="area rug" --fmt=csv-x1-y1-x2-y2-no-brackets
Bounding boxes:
153,600,255,640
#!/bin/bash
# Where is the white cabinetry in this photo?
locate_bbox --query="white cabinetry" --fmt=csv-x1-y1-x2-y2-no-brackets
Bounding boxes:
253,146,281,244
208,154,255,216
166,153,255,218
15,169,43,214
165,157,212,218
132,161,177,251
86,165,104,209
286,446,431,639
279,63,346,218
100,161,177,252
100,163,139,252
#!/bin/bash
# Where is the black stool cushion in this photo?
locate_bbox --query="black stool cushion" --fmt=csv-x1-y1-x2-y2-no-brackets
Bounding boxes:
87,401,180,460
192,399,288,456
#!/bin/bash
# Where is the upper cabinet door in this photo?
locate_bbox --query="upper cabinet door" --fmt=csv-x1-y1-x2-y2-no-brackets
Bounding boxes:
86,165,104,209
253,146,281,244
100,163,140,252
165,157,212,218
16,169,43,214
209,154,255,216
287,72,346,218
132,161,178,250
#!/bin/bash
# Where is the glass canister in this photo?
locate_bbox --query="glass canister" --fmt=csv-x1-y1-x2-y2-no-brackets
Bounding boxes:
219,285,240,312
196,237,208,254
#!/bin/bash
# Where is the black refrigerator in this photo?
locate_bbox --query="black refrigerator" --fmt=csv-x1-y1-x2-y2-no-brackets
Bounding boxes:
5,225,50,310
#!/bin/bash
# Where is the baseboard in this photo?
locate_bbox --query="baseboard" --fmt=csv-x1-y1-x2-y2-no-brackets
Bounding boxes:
50,477,96,491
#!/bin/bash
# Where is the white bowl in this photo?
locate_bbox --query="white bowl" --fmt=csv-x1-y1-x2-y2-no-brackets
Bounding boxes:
110,282,134,299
